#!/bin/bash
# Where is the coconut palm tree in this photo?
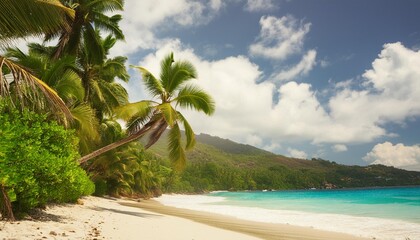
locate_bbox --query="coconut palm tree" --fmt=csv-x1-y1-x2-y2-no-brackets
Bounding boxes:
75,34,129,120
51,0,124,62
5,44,101,154
79,52,215,170
0,0,75,125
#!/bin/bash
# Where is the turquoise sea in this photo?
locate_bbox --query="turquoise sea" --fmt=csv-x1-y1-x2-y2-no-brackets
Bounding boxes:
157,186,420,240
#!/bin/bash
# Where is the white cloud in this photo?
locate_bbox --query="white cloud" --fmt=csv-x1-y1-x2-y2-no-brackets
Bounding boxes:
249,15,311,60
110,0,222,57
334,79,354,89
262,143,281,152
328,42,420,142
272,50,317,82
332,144,348,152
244,0,277,12
364,142,420,171
132,41,420,157
320,59,330,68
287,147,308,159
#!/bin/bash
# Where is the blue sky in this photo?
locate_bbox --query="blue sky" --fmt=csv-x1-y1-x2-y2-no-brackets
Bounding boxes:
107,0,420,171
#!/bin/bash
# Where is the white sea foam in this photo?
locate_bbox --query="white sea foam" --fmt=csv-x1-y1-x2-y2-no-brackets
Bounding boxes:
156,194,420,240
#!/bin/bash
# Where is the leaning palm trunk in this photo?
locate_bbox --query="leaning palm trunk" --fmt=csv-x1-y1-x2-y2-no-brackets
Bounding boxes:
78,120,161,164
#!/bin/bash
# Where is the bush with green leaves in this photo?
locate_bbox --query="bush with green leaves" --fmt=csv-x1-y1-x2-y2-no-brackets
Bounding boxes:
0,104,94,217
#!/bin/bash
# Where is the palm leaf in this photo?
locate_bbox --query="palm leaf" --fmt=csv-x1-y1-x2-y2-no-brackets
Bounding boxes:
100,118,124,144
177,111,196,150
70,103,100,155
86,0,124,12
167,61,197,93
175,84,215,115
0,0,74,49
159,52,174,91
115,100,154,121
95,80,128,116
93,12,124,40
131,65,164,98
157,103,178,127
102,56,129,82
54,70,84,102
0,56,72,125
168,123,186,170
83,24,105,64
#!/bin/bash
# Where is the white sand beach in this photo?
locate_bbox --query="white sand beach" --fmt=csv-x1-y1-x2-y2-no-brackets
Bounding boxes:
0,196,368,240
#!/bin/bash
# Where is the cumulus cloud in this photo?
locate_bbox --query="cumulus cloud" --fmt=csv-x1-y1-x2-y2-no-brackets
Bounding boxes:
272,50,317,81
110,0,223,57
332,144,348,152
249,15,311,60
364,142,420,171
287,148,308,159
244,0,277,12
132,41,420,158
328,42,420,141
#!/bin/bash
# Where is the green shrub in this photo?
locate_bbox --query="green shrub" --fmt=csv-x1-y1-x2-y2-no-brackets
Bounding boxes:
0,105,94,216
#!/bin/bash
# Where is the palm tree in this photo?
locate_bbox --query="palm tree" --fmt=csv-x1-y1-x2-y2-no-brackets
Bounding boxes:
51,0,124,62
75,34,129,120
5,44,102,154
0,0,75,125
79,52,215,170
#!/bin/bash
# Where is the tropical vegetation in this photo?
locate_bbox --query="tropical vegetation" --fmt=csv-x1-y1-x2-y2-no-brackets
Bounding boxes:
1,0,419,222
149,133,420,193
0,0,214,219
0,104,94,220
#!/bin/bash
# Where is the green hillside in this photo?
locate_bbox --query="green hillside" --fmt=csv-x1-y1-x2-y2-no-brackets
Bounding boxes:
147,133,420,192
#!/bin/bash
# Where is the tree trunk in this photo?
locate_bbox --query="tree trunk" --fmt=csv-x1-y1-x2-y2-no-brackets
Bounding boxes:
78,120,159,164
0,185,15,221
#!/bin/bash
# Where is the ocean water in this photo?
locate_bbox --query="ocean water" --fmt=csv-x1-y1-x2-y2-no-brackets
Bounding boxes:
157,186,420,240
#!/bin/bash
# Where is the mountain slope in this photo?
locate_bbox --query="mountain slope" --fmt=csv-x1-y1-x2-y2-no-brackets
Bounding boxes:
146,133,420,192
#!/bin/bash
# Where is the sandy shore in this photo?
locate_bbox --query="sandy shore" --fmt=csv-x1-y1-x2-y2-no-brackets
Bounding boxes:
0,196,368,240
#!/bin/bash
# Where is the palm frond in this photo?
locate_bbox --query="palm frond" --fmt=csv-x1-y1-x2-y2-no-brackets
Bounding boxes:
159,52,174,91
86,0,124,12
0,56,72,125
54,70,84,102
70,103,100,155
167,61,197,93
5,47,46,78
167,123,186,170
177,111,196,150
102,56,129,82
0,0,74,49
100,118,124,144
93,12,124,40
83,24,105,64
117,101,155,134
42,55,77,86
131,65,164,98
175,84,215,115
157,103,178,127
94,80,128,116
115,100,154,121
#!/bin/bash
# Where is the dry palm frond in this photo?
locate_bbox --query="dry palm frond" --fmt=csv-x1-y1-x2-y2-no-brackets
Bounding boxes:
0,56,72,125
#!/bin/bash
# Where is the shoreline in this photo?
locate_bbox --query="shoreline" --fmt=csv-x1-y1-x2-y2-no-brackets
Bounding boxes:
125,198,368,240
0,196,370,240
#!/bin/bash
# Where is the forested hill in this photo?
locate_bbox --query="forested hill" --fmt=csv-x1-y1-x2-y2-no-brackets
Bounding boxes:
147,133,420,192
